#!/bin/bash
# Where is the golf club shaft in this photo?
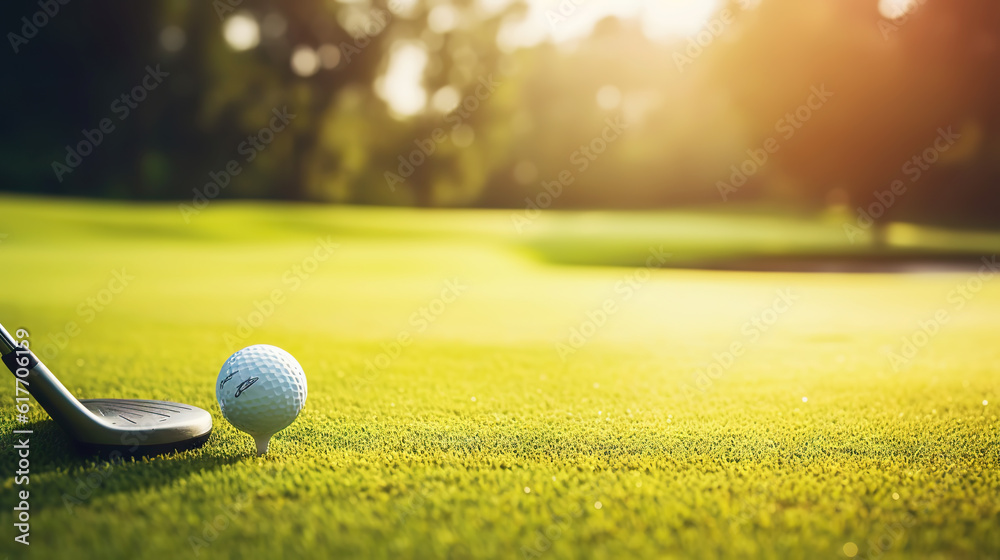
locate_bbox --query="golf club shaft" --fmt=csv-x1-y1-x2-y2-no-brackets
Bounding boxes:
1,322,98,430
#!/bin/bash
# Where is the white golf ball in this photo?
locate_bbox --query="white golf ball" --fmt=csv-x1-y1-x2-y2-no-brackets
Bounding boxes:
216,344,307,455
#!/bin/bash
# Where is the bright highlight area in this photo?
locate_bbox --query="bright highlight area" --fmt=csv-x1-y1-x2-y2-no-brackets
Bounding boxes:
377,42,429,117
879,0,922,19
498,0,723,49
222,13,260,51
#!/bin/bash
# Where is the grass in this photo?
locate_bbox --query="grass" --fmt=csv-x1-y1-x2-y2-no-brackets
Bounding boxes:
0,194,998,560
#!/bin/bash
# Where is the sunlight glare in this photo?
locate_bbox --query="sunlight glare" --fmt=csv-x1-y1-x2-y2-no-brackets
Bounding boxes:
642,0,723,41
878,0,920,19
493,0,723,51
377,42,428,117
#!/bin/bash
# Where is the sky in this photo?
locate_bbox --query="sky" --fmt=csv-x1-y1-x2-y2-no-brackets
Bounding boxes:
224,0,925,117
376,0,727,117
495,0,725,48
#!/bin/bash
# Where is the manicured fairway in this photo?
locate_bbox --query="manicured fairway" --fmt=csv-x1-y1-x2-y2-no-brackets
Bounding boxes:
0,195,998,560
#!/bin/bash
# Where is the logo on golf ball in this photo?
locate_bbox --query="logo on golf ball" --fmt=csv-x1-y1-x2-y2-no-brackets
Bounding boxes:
216,344,307,455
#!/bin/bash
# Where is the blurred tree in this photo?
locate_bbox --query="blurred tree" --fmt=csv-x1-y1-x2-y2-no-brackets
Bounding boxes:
892,0,1000,228
1,0,997,231
0,0,525,207
709,0,1000,232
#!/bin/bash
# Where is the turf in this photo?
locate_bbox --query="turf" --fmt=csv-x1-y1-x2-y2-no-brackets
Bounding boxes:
0,195,998,560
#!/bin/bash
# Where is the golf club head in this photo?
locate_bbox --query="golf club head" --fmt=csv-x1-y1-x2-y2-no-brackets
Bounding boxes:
75,398,213,457
2,322,212,458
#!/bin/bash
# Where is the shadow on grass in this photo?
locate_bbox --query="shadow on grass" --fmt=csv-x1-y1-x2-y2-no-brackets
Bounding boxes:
1,419,245,512
518,213,1000,272
525,240,995,272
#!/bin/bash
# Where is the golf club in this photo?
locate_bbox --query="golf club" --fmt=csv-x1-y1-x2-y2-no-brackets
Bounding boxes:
1,322,212,457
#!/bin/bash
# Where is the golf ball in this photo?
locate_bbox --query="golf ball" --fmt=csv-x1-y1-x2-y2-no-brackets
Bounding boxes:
216,344,307,455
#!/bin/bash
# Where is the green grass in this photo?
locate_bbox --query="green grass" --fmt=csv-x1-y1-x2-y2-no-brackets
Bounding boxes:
0,194,998,560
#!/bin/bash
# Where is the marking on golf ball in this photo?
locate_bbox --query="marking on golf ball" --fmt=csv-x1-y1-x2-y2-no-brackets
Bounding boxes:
216,345,307,456
235,377,258,397
219,370,238,389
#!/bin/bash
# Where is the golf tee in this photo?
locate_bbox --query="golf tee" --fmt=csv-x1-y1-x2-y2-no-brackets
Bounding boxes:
254,435,270,456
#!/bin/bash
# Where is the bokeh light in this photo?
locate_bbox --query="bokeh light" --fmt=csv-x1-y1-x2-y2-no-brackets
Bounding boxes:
223,13,260,52
159,26,186,53
377,42,429,117
596,85,622,110
261,13,287,39
428,5,459,34
431,85,462,113
317,44,342,70
290,46,321,77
